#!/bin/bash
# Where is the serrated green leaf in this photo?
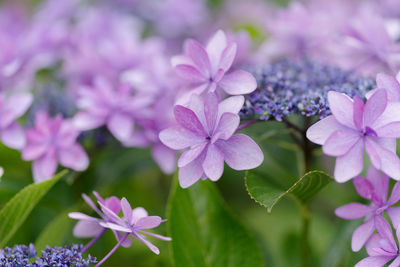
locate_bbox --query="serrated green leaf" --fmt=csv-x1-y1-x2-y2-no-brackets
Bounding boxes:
0,170,68,247
246,170,332,213
168,176,264,267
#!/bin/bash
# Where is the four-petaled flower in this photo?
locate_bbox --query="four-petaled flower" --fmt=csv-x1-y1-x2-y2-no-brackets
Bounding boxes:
335,166,400,251
172,30,257,104
307,90,400,182
355,216,400,267
159,92,263,188
22,112,89,182
99,197,171,254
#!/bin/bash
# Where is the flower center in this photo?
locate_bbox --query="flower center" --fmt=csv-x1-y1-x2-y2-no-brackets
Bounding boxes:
363,126,377,137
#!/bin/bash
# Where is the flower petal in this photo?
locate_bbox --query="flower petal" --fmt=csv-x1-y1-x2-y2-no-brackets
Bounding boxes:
73,111,106,131
206,30,227,74
174,105,207,137
107,113,134,143
376,122,400,138
367,138,400,180
204,93,219,133
388,182,400,205
353,176,374,200
217,95,244,120
33,152,58,183
174,64,206,82
159,125,205,150
121,197,133,224
1,93,32,128
376,72,400,102
355,256,394,267
334,139,364,182
322,130,361,156
135,216,162,229
202,144,224,181
134,233,160,254
306,116,348,145
178,150,206,188
353,96,364,131
73,220,104,238
58,144,89,171
184,39,211,77
1,122,26,149
100,222,131,232
372,102,400,130
375,216,397,251
364,90,387,127
335,203,373,219
387,207,400,230
132,207,148,224
352,219,375,252
215,134,263,170
366,234,383,256
219,43,237,72
212,113,240,141
328,91,356,129
178,142,207,168
219,70,257,95
152,143,176,174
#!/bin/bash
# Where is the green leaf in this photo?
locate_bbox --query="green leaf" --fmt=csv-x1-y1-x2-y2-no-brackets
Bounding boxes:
168,176,264,267
35,208,74,251
245,170,332,213
0,170,68,247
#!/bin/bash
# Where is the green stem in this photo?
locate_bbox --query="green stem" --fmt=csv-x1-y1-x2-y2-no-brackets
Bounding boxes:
300,204,311,267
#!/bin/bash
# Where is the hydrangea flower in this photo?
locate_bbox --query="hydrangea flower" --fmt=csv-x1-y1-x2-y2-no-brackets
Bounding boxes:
172,30,257,103
307,89,400,182
73,77,152,145
0,244,96,266
99,197,171,255
68,192,133,249
366,72,400,101
22,112,89,182
0,92,32,149
159,92,263,188
355,216,400,267
241,59,375,121
335,166,400,251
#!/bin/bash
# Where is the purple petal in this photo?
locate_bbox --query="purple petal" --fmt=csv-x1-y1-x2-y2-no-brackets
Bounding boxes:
98,201,125,225
219,43,237,71
136,230,172,241
388,256,400,267
174,105,206,137
204,93,219,134
206,30,227,75
32,152,58,183
113,231,132,248
159,125,205,150
334,139,364,182
306,116,348,145
388,182,400,205
184,39,211,77
376,122,400,138
58,144,89,171
353,96,364,131
375,216,397,251
135,216,162,229
355,256,394,267
73,220,104,238
152,143,176,174
372,102,400,130
132,207,148,224
353,177,374,200
352,219,375,251
105,196,121,214
215,134,263,170
73,112,106,131
365,138,382,169
212,113,240,142
322,130,361,156
202,144,224,181
364,90,387,128
121,197,133,224
82,194,103,216
219,70,257,95
100,222,131,232
367,138,400,180
1,93,32,128
1,122,26,149
134,233,160,254
175,64,206,82
68,212,99,222
107,113,134,142
387,207,400,232
327,91,355,129
335,203,374,219
178,150,206,188
187,93,207,128
366,234,383,256
217,95,244,120
178,142,207,168
171,55,193,67
376,72,400,102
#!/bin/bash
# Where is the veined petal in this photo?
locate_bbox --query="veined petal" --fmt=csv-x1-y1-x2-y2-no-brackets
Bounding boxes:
372,102,400,130
376,122,400,138
355,256,394,267
388,182,400,205
387,207,400,229
204,93,219,133
334,139,364,182
134,233,160,254
375,216,397,251
219,70,257,95
175,64,207,82
217,95,244,120
159,125,205,150
327,91,356,129
174,105,207,137
322,130,361,156
184,39,211,77
212,113,240,141
366,138,400,180
178,150,206,188
376,72,400,102
352,219,375,252
306,116,348,145
353,176,374,200
202,144,224,181
219,43,237,72
121,198,133,224
335,203,373,219
206,30,227,75
178,142,208,168
364,90,387,128
353,96,364,131
100,222,131,232
135,216,162,229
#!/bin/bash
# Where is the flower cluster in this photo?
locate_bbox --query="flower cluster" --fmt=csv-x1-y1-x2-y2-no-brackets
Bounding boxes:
0,244,96,266
240,59,375,121
69,192,170,265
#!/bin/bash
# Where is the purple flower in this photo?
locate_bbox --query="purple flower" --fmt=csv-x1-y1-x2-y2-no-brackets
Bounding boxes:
159,92,264,188
366,72,400,102
335,166,400,251
0,92,32,149
307,89,400,182
355,216,400,267
73,77,152,144
99,197,171,255
22,112,89,182
69,192,132,249
172,30,257,103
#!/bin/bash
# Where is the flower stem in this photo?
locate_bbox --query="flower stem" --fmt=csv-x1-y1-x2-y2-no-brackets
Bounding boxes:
95,233,129,267
81,229,106,254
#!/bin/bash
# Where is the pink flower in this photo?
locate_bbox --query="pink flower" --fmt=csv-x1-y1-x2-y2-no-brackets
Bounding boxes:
73,77,153,144
366,72,400,101
355,216,400,267
99,197,171,255
307,90,400,182
335,166,400,251
159,92,263,188
22,112,89,182
0,92,32,149
172,30,257,103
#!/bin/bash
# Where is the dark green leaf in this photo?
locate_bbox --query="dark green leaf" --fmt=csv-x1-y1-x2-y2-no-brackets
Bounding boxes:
246,170,332,213
0,170,68,247
168,176,264,267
